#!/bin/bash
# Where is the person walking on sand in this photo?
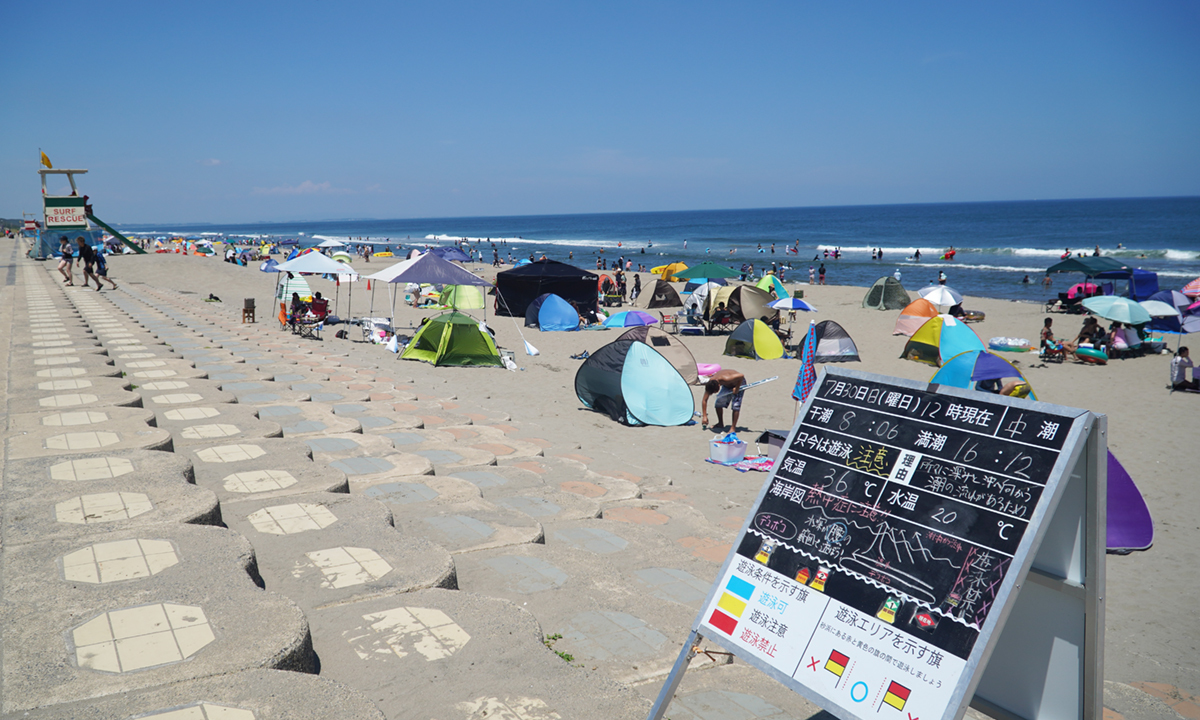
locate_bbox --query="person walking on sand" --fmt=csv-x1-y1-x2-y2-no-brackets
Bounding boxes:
57,237,75,285
93,245,118,290
701,369,747,431
75,237,101,290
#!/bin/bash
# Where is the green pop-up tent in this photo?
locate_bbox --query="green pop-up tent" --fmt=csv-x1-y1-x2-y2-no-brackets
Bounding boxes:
400,312,503,367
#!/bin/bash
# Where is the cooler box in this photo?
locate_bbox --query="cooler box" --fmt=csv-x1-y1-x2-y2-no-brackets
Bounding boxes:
756,429,789,460
710,438,748,464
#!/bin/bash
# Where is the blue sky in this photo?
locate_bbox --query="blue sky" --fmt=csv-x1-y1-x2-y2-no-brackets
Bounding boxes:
2,1,1198,224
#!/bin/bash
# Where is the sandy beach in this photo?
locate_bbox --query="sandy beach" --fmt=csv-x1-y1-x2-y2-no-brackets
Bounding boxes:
98,248,1199,703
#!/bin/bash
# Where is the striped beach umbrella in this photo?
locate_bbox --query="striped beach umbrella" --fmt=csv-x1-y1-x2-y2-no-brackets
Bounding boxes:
1183,277,1200,298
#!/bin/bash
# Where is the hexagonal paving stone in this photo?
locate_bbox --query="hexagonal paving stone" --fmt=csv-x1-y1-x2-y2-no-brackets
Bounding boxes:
247,503,338,535
55,492,154,524
51,456,135,481
552,527,629,554
304,546,393,589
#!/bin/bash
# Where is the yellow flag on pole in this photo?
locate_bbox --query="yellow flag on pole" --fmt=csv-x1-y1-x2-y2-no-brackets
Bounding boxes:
40,152,52,169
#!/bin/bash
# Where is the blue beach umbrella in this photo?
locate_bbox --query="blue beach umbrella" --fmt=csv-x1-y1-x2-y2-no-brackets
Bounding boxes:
769,298,818,312
1082,295,1152,326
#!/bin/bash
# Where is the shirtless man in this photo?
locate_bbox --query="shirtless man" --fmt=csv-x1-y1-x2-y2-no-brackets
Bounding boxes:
701,369,746,431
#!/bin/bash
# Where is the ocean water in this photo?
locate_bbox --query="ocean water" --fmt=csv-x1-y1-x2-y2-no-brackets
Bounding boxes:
123,196,1200,303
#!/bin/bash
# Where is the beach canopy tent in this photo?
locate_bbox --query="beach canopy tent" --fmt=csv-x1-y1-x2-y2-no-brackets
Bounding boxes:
683,277,727,294
798,320,861,363
495,259,599,317
674,262,740,280
755,274,789,299
655,262,689,282
429,246,472,263
617,326,699,385
632,279,683,309
574,338,695,426
901,315,985,366
929,350,1037,399
276,275,313,303
274,250,358,276
706,285,778,323
682,282,721,316
1045,256,1130,276
603,310,657,328
894,298,940,336
365,252,490,287
862,276,911,311
525,293,580,331
439,285,485,309
1107,451,1154,552
317,238,345,248
724,319,786,360
400,312,503,367
1094,268,1160,301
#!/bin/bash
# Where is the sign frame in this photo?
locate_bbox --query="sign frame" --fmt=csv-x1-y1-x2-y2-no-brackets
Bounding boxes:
648,367,1104,720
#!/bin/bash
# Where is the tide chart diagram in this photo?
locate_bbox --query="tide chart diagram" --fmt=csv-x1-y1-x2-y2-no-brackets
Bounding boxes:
686,368,1089,720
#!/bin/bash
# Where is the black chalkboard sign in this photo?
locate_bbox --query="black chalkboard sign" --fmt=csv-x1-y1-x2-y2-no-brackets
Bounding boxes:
683,368,1093,720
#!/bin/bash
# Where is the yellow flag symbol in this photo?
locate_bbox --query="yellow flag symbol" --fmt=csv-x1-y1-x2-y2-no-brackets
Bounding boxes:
41,152,52,169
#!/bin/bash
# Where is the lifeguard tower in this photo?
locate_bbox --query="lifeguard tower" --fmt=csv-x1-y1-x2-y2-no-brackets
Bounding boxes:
36,160,144,259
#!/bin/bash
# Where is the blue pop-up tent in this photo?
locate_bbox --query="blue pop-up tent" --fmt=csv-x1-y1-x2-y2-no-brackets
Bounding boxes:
574,339,694,426
930,350,1037,399
525,293,580,331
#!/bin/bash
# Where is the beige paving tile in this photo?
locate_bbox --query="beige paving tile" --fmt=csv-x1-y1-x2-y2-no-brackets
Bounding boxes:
141,380,190,390
37,379,94,391
35,357,82,365
180,423,241,439
151,393,205,405
42,411,109,426
39,393,100,408
223,469,298,493
247,503,338,535
165,406,221,420
50,456,135,481
62,539,179,583
305,546,392,588
133,370,180,379
138,703,256,719
348,606,470,662
55,492,153,524
45,430,120,450
37,367,87,378
126,360,168,368
195,444,266,463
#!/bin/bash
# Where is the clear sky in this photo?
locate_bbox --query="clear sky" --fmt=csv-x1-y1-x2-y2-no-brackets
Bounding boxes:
2,1,1198,224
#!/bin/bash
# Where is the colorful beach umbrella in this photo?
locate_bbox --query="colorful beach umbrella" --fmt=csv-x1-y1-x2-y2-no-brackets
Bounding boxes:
602,310,657,328
918,285,964,307
1183,277,1200,298
654,262,689,282
901,315,985,367
769,298,818,312
1082,296,1152,325
792,320,817,402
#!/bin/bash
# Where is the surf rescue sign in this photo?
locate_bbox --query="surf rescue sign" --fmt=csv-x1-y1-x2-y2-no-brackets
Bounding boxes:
44,196,88,229
679,367,1103,720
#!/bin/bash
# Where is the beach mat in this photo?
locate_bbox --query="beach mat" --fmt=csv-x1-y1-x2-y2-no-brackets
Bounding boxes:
1107,450,1154,553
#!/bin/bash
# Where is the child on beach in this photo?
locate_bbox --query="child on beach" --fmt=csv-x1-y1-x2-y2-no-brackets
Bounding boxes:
57,238,74,285
1171,348,1198,391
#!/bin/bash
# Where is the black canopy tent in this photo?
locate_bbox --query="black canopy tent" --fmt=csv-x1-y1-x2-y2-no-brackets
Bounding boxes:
494,259,599,317
1045,256,1129,275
